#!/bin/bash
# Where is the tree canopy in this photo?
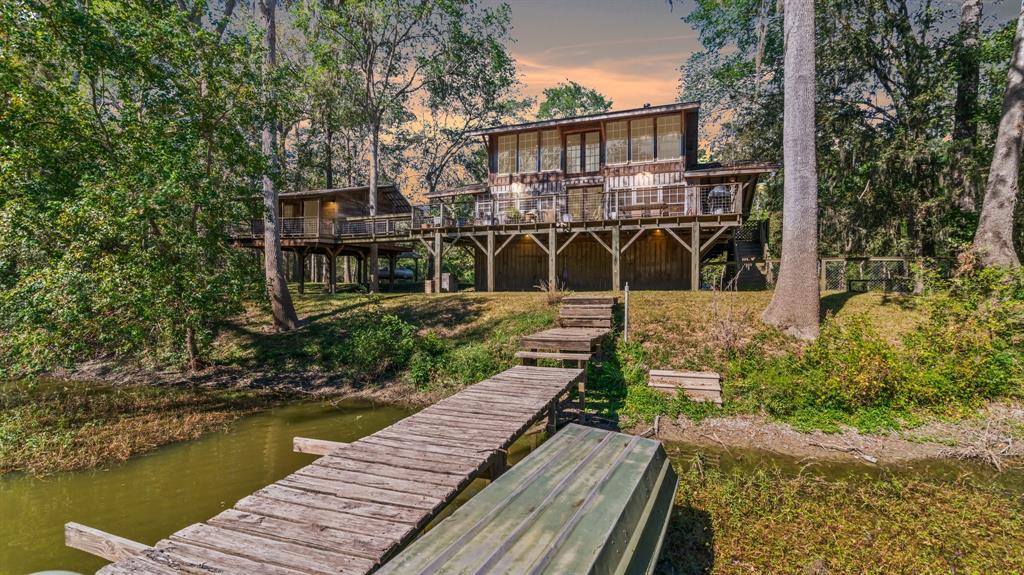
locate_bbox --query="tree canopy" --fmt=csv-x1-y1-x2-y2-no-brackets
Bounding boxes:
536,80,613,120
680,0,1021,264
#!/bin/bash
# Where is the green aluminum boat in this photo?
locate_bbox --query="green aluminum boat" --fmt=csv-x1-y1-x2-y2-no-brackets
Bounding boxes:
376,423,679,575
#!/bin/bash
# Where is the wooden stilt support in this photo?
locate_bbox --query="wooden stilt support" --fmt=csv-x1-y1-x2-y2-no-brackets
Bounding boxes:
547,227,557,291
691,223,700,291
433,231,443,293
388,252,396,292
327,248,338,293
298,248,307,295
342,254,351,284
368,244,379,293
65,522,150,562
293,436,348,455
486,231,495,292
611,227,621,291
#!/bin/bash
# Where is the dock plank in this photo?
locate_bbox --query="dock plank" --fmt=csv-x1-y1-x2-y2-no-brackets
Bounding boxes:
92,365,583,575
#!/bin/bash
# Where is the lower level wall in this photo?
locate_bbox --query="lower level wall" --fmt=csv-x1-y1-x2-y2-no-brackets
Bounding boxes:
473,231,693,291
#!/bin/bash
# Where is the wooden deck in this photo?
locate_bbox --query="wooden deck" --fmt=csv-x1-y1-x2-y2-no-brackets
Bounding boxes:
88,365,584,575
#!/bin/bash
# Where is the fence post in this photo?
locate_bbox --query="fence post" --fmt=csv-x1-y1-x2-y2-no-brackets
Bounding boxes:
623,282,630,342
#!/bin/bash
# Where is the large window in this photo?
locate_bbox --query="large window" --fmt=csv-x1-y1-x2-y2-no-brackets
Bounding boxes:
606,121,627,164
656,115,681,160
540,130,561,171
566,134,582,174
518,131,538,172
497,134,516,174
584,131,601,172
630,118,654,162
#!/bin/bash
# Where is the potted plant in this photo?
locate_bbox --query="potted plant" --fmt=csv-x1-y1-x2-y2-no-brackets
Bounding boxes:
505,206,522,222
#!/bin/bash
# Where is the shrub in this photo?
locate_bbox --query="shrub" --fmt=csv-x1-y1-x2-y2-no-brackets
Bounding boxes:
346,313,417,380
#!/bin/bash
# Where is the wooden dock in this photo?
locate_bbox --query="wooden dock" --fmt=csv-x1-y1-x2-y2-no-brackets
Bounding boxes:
77,365,584,575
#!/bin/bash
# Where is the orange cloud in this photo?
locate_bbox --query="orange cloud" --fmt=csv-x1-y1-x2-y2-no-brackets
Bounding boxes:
512,33,698,110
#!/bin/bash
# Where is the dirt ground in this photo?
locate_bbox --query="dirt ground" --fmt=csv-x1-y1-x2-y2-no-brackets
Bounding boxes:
647,402,1024,469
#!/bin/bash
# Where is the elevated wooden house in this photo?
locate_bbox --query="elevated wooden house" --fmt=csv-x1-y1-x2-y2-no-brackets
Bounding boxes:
417,102,774,291
232,184,415,292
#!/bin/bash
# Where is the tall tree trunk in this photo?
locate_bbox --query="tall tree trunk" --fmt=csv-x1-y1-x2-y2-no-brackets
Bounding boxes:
325,108,334,188
954,0,983,213
762,0,820,340
972,3,1024,268
368,122,380,292
186,326,202,372
257,0,300,330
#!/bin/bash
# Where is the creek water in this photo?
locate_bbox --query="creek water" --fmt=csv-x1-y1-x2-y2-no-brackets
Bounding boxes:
2,401,1021,575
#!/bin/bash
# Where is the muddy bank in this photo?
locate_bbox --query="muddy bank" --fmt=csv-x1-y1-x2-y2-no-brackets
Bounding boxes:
52,360,1024,470
645,402,1024,468
56,358,445,408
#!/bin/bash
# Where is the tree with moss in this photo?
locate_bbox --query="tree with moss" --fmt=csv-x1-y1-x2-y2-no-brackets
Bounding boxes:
536,80,612,120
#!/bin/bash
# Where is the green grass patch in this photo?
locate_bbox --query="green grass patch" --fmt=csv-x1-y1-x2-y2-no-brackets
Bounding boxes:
661,457,1024,574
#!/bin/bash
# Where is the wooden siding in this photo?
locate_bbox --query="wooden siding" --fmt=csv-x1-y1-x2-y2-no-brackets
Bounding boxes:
622,230,691,290
474,232,691,291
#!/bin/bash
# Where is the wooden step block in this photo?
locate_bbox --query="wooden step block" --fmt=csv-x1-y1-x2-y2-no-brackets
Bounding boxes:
558,318,612,328
561,296,617,306
515,350,593,363
648,370,722,405
559,307,613,319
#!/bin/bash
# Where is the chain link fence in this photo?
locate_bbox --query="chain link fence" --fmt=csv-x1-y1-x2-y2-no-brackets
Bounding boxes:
702,257,912,293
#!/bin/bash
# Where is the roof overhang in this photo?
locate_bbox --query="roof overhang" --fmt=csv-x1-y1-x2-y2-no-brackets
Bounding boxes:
466,101,701,138
278,184,400,200
684,162,778,178
425,183,488,199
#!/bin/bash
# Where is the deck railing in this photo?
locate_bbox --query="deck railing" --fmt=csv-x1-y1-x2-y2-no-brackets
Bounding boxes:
231,183,743,238
419,183,743,230
233,212,415,239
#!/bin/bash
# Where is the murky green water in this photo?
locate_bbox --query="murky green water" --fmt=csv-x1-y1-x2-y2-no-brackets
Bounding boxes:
0,400,550,575
0,401,415,575
3,398,1021,575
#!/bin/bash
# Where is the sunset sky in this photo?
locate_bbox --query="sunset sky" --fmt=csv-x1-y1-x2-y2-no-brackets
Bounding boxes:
485,0,699,109
488,0,1021,113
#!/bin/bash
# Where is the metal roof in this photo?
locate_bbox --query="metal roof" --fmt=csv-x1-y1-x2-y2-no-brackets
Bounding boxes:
278,184,412,212
466,101,701,137
424,183,488,199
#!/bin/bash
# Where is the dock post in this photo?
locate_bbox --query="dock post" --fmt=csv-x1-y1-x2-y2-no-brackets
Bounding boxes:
548,227,557,291
611,227,620,291
691,223,700,291
547,401,558,434
578,371,587,424
369,244,379,293
486,231,495,292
